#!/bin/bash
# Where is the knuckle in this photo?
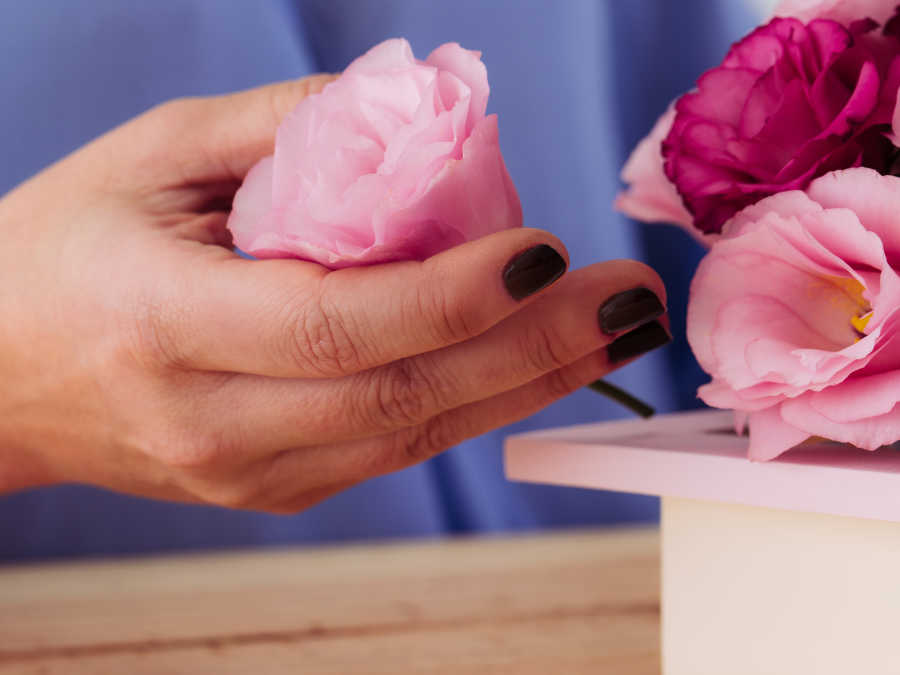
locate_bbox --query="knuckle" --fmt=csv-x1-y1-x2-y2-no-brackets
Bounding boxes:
416,282,481,345
289,293,363,377
152,424,235,472
157,434,219,471
398,416,457,466
154,434,259,509
181,477,260,511
262,86,293,132
204,485,259,511
543,363,586,400
520,324,573,374
127,294,186,369
265,83,299,126
371,357,444,429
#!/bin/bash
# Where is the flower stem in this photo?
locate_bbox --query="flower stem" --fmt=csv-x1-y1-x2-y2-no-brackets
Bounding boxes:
588,379,655,418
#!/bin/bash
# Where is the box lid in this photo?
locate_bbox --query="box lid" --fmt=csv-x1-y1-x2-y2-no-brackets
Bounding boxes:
504,409,900,522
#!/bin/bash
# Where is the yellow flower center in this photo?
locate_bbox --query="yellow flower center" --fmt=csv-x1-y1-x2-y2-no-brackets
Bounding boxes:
823,276,872,341
851,310,873,336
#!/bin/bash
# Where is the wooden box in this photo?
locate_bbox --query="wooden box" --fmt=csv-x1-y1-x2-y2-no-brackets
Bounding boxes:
505,410,900,674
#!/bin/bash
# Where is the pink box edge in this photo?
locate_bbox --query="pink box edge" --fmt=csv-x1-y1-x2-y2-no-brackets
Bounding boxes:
504,409,900,522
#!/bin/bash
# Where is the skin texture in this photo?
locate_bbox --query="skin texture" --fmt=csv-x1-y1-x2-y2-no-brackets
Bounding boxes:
0,76,668,514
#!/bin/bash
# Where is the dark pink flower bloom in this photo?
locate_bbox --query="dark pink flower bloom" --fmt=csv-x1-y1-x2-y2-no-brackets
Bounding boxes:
663,16,900,234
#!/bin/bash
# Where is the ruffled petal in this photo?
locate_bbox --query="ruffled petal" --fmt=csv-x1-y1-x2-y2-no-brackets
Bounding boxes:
226,39,520,269
747,406,811,460
615,106,699,237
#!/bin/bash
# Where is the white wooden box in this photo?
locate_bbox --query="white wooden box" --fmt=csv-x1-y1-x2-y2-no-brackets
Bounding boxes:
505,410,900,674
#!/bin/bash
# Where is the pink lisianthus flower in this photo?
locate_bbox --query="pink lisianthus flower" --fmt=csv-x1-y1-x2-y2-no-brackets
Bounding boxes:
687,168,900,460
614,107,718,247
614,108,694,229
774,0,899,26
227,39,522,268
663,14,900,234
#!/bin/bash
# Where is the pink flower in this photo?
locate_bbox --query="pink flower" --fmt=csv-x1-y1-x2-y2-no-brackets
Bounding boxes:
774,0,899,26
687,168,900,460
227,39,522,268
614,107,719,247
663,16,900,234
615,107,694,230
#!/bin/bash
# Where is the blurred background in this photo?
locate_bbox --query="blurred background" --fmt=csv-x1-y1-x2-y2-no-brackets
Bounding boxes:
0,1,762,561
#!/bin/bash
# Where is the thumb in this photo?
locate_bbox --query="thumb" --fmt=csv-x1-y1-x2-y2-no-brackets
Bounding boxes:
113,74,337,186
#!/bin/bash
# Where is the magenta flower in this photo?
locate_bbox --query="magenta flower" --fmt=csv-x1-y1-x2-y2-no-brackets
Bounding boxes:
227,39,521,268
688,168,900,460
663,15,900,234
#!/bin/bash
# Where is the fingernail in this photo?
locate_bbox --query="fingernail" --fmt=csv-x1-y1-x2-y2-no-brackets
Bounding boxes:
502,244,567,301
598,287,665,334
607,320,671,364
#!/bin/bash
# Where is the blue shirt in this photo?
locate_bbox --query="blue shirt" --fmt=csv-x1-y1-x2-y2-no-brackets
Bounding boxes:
0,0,757,560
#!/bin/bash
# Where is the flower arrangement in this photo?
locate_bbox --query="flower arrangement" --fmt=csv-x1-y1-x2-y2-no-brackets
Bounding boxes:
619,0,900,459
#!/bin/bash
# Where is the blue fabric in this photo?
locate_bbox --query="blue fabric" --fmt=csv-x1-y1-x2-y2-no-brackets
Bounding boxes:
0,1,757,561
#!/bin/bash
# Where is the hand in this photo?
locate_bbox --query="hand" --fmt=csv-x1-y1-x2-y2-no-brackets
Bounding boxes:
0,76,669,512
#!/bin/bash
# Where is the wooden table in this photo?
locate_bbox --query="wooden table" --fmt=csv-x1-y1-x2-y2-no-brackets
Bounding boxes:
0,528,659,674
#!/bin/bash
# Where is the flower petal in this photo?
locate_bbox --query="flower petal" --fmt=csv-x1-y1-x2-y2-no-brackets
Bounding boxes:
615,106,698,234
806,170,900,265
747,406,811,460
426,42,489,133
781,390,900,450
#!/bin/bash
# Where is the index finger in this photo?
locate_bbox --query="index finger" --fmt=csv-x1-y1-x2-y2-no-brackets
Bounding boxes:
163,227,569,378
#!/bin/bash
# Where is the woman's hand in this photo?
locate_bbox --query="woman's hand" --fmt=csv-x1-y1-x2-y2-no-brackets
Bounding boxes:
0,77,669,512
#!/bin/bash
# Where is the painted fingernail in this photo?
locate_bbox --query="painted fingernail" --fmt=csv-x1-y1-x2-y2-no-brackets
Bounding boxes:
607,320,671,364
502,244,567,301
598,287,665,334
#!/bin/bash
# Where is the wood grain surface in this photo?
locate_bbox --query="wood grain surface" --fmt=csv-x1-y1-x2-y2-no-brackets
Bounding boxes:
0,527,660,674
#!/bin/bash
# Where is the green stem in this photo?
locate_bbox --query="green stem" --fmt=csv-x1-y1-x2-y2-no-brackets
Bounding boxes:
588,379,655,418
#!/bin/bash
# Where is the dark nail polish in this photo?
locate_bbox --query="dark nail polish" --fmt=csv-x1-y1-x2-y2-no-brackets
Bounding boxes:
607,320,671,364
598,287,665,334
502,244,567,301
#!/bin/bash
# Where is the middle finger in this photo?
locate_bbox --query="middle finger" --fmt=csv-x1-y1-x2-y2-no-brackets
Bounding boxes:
201,259,667,458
